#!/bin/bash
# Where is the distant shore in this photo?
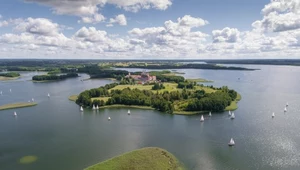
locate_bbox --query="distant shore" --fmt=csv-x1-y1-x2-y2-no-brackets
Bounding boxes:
0,102,37,111
0,76,20,81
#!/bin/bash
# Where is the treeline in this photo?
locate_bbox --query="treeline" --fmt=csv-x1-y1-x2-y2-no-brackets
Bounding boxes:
75,82,238,114
32,73,78,81
78,65,128,80
0,72,20,77
115,63,255,70
152,83,165,90
76,83,118,106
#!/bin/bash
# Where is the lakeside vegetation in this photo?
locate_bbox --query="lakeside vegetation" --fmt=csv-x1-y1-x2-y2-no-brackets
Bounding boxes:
0,102,37,110
225,93,241,111
68,95,78,101
75,70,240,114
85,147,185,170
32,73,78,81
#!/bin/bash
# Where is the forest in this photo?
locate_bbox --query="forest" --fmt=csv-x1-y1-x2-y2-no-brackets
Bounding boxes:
0,72,20,77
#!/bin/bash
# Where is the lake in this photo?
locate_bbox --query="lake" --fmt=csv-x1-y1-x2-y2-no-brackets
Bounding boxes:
1,65,300,170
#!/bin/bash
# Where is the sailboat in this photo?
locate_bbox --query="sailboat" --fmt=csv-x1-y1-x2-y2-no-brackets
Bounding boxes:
14,111,17,116
200,115,204,122
47,93,50,97
0,91,2,95
272,112,275,118
284,107,287,112
286,102,289,107
32,98,34,102
228,138,235,146
80,106,83,112
209,112,212,117
96,105,99,110
108,117,111,121
128,110,131,115
92,105,96,110
228,111,232,116
9,89,11,92
231,112,235,119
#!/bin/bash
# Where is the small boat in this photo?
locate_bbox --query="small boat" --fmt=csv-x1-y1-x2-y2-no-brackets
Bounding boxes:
209,112,212,117
13,111,17,116
228,111,231,116
80,106,83,112
32,98,34,102
9,89,11,92
96,105,99,110
0,91,2,95
284,107,287,112
128,110,131,115
48,93,50,97
286,102,289,107
272,112,275,118
231,112,235,119
228,138,235,146
92,105,96,110
108,117,111,121
200,115,204,122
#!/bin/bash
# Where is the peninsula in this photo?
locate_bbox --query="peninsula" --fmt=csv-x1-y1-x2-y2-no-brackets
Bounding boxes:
0,102,37,111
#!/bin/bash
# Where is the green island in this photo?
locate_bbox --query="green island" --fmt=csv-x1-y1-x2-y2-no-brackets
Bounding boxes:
32,72,79,82
0,72,20,80
75,71,240,114
0,102,37,111
84,147,185,170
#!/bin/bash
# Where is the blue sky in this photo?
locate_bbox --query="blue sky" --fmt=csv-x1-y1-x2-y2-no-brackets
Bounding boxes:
0,0,299,59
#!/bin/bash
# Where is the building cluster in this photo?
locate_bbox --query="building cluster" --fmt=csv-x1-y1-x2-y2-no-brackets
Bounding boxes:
125,72,156,83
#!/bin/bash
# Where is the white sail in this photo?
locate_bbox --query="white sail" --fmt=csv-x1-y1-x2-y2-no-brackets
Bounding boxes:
284,107,287,112
228,111,231,116
108,117,111,120
80,106,83,111
228,138,235,146
128,110,131,115
286,102,289,107
32,98,34,102
92,105,96,110
10,89,11,92
272,112,275,118
209,112,212,117
200,115,204,122
96,105,99,109
231,112,235,119
48,93,50,97
14,111,17,116
0,91,2,95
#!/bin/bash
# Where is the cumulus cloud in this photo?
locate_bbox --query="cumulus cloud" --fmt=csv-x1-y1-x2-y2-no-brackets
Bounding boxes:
212,27,240,43
24,0,172,23
107,14,127,27
253,0,300,32
15,18,59,36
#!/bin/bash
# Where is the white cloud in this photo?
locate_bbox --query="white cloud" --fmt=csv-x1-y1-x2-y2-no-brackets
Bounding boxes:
24,0,172,23
15,18,59,36
254,0,300,32
212,27,240,43
108,14,127,27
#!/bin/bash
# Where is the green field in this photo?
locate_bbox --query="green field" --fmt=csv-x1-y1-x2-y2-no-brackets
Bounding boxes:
225,93,241,111
0,102,37,110
91,97,110,102
109,83,179,93
68,95,78,101
84,147,185,170
0,76,20,81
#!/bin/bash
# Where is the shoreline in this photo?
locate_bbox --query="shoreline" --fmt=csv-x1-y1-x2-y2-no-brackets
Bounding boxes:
0,76,20,81
0,102,37,111
225,93,241,111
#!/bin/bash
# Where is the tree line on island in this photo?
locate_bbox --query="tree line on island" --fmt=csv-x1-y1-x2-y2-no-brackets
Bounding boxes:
76,81,237,114
32,73,79,81
0,72,20,77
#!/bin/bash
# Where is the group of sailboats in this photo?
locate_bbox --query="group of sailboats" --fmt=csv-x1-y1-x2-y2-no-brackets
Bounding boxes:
272,102,289,118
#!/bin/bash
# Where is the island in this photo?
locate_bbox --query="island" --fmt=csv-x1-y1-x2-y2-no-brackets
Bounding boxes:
0,102,37,110
32,73,79,82
0,72,20,81
75,71,240,114
84,147,185,170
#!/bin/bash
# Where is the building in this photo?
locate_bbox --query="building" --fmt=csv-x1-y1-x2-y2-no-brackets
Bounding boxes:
125,72,156,82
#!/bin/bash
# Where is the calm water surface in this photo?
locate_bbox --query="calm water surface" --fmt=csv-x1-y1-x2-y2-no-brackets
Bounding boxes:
1,65,300,170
